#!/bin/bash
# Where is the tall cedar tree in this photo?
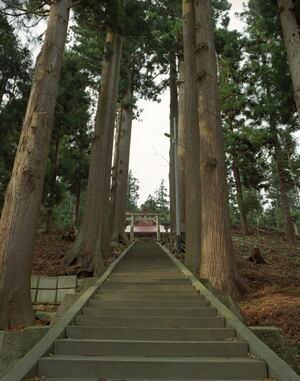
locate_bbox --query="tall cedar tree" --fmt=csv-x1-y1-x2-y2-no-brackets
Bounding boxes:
0,0,71,329
182,0,201,272
278,0,300,115
64,26,123,273
194,0,239,296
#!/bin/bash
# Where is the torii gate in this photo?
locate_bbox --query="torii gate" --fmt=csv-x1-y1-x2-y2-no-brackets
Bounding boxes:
126,212,166,242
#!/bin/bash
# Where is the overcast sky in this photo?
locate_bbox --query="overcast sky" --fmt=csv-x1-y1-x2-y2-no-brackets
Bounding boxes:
130,0,247,205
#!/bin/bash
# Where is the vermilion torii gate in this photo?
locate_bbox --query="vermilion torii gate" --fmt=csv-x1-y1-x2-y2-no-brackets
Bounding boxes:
125,212,168,242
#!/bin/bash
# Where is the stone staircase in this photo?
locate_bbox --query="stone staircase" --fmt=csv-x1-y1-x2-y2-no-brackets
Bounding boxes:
36,242,268,380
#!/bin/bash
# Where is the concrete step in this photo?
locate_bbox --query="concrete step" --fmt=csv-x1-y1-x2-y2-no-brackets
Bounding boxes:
82,306,217,317
38,355,267,379
45,378,264,381
92,294,202,301
114,267,182,275
88,299,210,308
109,277,189,283
110,275,186,280
97,289,197,296
75,315,225,328
106,279,190,284
54,339,248,357
66,326,236,341
101,284,193,290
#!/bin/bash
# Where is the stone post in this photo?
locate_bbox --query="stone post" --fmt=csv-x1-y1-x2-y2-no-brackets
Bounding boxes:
130,214,135,241
156,215,161,242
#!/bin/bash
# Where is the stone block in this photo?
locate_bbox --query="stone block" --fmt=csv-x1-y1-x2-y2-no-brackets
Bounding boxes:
30,275,39,289
31,289,37,303
0,326,49,376
56,288,76,303
38,276,57,290
250,326,300,373
58,276,77,289
36,289,57,304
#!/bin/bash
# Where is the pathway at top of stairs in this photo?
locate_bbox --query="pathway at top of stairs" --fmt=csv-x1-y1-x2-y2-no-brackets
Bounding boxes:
37,242,268,381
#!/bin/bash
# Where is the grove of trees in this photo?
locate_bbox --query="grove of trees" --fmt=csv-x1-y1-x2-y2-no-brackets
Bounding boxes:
0,0,299,328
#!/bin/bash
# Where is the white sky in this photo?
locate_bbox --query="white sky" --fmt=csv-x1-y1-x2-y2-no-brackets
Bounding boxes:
131,0,247,204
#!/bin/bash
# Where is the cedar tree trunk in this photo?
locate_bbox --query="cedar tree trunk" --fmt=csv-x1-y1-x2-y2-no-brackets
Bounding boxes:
182,0,201,273
278,0,300,114
194,0,239,296
274,144,295,242
178,60,186,234
169,50,178,243
112,90,133,243
0,0,71,329
64,30,122,274
232,155,249,236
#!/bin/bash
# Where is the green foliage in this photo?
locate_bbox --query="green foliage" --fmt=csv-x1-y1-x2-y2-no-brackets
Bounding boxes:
216,0,300,233
126,170,140,212
141,179,169,213
0,13,32,206
42,50,91,229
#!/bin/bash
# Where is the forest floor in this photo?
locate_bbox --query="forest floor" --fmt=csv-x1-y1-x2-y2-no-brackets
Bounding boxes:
232,227,300,367
32,228,300,365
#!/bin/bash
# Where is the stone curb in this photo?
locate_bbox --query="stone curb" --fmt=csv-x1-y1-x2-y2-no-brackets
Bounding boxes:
158,243,300,381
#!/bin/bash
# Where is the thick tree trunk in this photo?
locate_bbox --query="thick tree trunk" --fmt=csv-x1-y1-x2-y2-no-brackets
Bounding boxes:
182,0,201,273
169,51,178,243
278,0,300,114
64,30,122,274
0,0,71,329
232,155,249,236
112,90,133,243
178,60,186,235
96,40,123,271
274,144,295,242
74,178,81,228
194,0,239,296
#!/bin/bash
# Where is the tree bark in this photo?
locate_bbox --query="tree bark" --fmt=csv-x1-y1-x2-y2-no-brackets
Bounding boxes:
96,39,123,271
110,108,122,239
274,144,295,242
64,30,122,274
278,0,300,114
0,0,71,329
112,90,133,243
74,178,81,228
178,60,186,234
194,0,239,296
46,131,61,232
232,155,249,236
182,0,201,273
169,50,178,244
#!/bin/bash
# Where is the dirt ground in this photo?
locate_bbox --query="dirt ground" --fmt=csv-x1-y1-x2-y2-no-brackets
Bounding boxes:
32,228,300,364
232,227,300,366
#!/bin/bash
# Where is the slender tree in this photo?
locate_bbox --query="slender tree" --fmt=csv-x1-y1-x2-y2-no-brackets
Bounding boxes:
194,0,239,296
169,50,178,241
0,0,72,329
112,88,134,242
177,60,186,235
